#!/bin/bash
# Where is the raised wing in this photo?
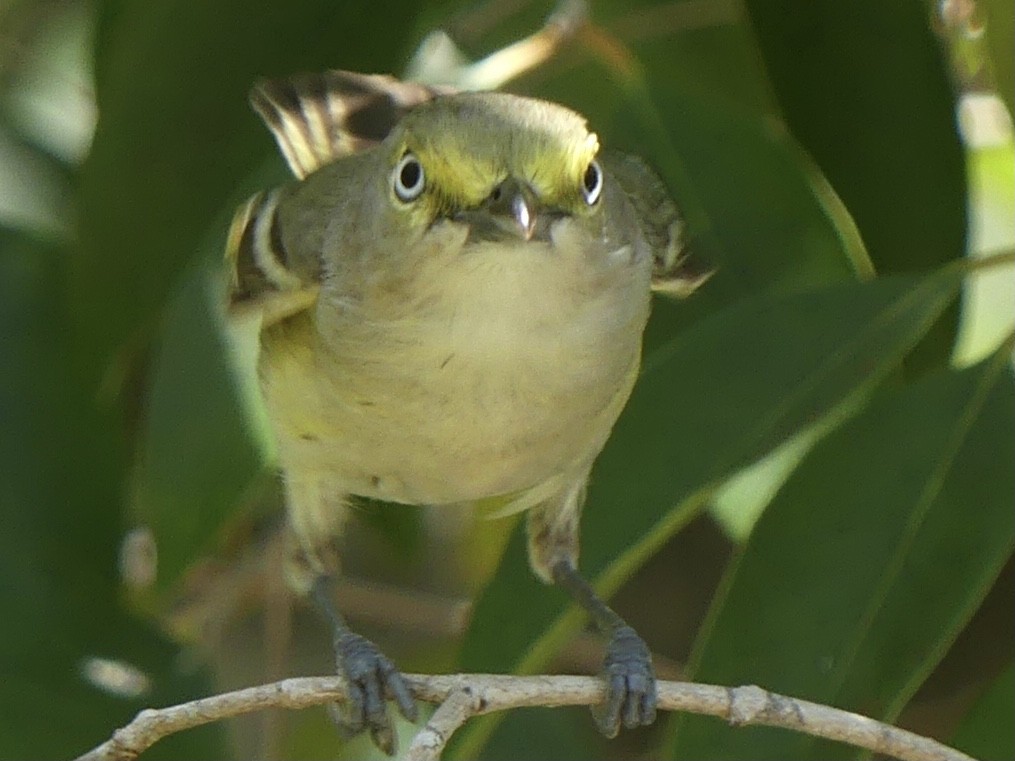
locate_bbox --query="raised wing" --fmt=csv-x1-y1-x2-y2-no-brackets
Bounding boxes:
226,72,451,326
250,70,449,179
602,151,713,296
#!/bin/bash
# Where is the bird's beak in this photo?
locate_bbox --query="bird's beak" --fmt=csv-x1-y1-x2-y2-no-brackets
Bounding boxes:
456,177,548,243
509,192,536,241
486,177,539,241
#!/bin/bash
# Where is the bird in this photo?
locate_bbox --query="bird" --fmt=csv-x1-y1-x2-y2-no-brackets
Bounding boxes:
225,69,709,754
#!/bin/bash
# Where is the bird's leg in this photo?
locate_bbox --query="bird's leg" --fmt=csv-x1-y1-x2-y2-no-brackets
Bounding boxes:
308,573,418,755
283,475,417,755
526,477,657,737
550,559,657,736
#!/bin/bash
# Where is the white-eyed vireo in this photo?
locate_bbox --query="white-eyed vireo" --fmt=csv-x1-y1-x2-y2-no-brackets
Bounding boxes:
226,69,708,754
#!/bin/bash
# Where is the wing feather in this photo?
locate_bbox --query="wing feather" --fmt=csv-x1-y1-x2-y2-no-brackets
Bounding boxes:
601,151,714,296
250,71,450,178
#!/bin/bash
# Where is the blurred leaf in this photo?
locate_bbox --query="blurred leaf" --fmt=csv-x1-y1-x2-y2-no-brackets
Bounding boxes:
126,149,307,596
532,19,871,335
1,0,96,164
0,227,222,759
983,0,1014,119
354,499,426,560
132,262,270,594
669,344,1015,759
744,0,967,371
0,121,74,240
744,0,966,276
475,708,597,761
451,266,965,758
951,660,1015,761
74,0,426,389
953,141,1015,367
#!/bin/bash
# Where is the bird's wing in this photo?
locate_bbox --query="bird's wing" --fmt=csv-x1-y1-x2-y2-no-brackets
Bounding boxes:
224,72,452,328
250,70,450,179
601,151,713,296
224,189,320,327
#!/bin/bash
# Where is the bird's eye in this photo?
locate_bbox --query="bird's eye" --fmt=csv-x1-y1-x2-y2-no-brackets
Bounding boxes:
393,153,425,202
581,160,603,206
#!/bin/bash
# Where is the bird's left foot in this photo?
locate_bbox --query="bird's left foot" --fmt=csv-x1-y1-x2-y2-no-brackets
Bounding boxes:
328,631,418,755
592,625,657,737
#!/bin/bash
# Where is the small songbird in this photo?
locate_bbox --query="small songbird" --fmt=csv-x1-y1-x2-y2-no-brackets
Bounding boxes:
226,69,708,754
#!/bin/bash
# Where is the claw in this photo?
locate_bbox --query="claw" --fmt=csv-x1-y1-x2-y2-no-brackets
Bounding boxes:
622,688,641,729
640,685,658,725
383,660,419,722
593,670,625,737
592,625,657,737
369,721,396,757
330,632,418,755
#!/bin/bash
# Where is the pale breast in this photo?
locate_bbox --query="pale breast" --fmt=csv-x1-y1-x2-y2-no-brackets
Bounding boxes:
260,221,652,505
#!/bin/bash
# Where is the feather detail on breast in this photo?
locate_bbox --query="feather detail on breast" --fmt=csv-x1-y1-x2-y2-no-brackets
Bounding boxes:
258,219,651,506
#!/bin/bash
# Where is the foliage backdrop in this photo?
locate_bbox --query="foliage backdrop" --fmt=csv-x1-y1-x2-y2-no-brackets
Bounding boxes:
0,0,1012,759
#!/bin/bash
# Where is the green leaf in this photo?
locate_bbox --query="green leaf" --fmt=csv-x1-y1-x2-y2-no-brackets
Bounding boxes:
669,345,1015,759
744,0,966,277
744,0,967,371
538,41,871,334
627,95,871,332
74,0,425,389
0,121,74,240
951,660,1015,761
982,0,1014,120
0,228,222,759
450,266,965,759
132,262,270,594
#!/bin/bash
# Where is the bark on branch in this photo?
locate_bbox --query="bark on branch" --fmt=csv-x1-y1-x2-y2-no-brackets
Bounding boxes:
75,673,977,761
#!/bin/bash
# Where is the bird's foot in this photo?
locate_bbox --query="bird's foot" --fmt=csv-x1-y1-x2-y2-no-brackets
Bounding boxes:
591,625,657,738
328,632,418,755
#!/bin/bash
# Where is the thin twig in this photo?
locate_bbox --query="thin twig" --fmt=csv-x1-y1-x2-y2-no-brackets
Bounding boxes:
75,674,977,761
404,686,482,761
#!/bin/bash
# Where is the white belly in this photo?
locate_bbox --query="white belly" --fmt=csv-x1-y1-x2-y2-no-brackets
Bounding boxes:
259,224,652,505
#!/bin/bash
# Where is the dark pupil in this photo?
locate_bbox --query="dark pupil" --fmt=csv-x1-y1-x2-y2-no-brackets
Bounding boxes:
400,160,421,190
584,164,599,193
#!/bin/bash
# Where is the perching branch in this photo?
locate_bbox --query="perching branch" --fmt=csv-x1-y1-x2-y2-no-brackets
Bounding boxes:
76,673,977,761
